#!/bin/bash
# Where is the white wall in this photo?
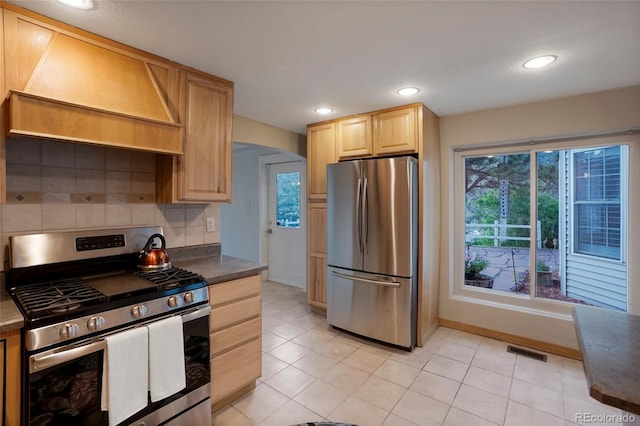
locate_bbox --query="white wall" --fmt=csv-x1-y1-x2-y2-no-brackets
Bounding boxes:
438,85,640,350
219,149,261,262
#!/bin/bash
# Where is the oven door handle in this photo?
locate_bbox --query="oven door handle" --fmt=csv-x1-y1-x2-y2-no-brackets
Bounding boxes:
181,305,211,322
31,340,106,373
30,305,211,373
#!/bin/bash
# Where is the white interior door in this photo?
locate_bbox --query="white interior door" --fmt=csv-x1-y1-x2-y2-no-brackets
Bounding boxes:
267,161,306,288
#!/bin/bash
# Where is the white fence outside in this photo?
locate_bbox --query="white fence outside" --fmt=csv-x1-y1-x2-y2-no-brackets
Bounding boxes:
465,220,542,249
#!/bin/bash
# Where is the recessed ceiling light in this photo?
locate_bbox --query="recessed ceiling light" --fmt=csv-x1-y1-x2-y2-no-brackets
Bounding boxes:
523,55,557,69
397,87,420,96
314,107,333,114
56,0,93,9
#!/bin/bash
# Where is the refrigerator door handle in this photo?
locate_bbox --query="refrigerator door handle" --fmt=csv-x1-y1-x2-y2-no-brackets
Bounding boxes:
331,270,400,287
356,178,363,253
362,178,368,253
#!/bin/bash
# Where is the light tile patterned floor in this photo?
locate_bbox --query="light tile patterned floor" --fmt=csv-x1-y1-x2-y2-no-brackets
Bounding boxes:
212,281,630,426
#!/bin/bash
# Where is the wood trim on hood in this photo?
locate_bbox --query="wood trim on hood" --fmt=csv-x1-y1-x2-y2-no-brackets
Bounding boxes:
3,7,183,154
8,90,183,154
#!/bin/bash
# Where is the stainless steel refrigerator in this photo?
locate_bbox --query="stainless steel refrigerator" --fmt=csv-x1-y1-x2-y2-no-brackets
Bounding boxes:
327,156,418,350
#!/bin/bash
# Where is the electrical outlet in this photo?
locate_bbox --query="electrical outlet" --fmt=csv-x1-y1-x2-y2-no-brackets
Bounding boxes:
206,217,215,232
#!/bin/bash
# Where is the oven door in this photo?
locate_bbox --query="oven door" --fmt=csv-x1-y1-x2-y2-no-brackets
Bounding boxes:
27,306,211,426
28,340,107,425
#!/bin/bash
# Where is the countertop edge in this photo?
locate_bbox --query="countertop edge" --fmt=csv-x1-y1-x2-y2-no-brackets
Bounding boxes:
0,273,25,333
572,306,640,416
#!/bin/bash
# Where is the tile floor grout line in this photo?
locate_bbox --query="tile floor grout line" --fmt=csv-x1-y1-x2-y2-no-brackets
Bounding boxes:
215,282,607,426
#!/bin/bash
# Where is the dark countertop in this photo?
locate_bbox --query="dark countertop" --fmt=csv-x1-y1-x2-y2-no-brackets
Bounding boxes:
573,305,640,415
173,254,267,285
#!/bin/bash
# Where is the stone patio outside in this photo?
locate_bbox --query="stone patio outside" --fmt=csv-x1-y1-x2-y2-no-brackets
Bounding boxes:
466,246,559,292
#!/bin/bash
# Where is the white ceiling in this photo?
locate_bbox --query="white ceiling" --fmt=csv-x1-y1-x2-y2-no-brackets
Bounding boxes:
7,1,640,135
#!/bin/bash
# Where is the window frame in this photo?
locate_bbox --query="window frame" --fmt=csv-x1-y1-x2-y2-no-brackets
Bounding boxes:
452,136,633,316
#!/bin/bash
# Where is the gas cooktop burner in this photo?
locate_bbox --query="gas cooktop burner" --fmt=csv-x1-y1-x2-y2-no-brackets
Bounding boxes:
13,278,107,318
134,267,205,290
48,301,82,314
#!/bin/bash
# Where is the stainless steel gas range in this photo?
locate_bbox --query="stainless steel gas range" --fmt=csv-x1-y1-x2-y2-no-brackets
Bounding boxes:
6,226,211,426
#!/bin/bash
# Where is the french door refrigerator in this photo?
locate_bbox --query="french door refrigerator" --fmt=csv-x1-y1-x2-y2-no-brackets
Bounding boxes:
327,156,418,350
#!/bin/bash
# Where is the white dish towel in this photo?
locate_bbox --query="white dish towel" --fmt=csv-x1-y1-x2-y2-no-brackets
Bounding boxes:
101,327,149,426
147,315,186,402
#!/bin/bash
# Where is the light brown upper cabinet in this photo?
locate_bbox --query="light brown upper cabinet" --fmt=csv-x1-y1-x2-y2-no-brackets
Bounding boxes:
373,105,418,155
335,105,418,159
1,3,235,205
337,114,372,158
157,72,234,203
307,122,337,199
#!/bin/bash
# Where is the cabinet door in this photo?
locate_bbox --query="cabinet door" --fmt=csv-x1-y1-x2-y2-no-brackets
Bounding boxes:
307,255,327,308
0,330,21,426
177,74,233,202
211,338,261,402
337,115,372,159
0,337,3,426
373,106,418,155
308,203,327,255
0,8,6,204
307,203,327,309
307,123,336,199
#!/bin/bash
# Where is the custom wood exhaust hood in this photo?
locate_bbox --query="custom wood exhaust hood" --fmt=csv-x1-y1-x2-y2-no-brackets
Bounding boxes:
4,10,183,154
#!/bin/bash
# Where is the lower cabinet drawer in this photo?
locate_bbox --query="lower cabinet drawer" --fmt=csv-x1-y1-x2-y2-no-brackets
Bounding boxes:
209,275,261,307
210,317,261,356
210,295,260,331
211,338,261,402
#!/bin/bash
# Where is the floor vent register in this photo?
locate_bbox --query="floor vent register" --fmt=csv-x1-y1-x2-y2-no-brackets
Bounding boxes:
506,345,547,362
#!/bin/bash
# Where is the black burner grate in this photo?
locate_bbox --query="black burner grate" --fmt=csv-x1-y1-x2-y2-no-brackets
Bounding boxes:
134,267,205,290
13,278,107,318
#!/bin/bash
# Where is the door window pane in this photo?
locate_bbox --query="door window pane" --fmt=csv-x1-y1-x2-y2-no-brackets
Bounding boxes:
276,171,300,228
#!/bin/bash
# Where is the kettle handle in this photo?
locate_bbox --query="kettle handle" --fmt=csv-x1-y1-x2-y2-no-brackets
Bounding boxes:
143,233,166,252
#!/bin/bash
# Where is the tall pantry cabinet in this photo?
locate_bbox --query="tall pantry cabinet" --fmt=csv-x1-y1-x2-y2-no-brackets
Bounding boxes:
306,123,336,311
305,103,442,345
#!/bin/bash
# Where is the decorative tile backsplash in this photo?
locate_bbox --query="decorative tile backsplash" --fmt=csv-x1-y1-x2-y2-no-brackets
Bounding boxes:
0,138,220,270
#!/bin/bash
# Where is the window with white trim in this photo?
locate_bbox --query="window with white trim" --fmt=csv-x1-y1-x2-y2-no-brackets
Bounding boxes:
456,140,630,312
572,146,624,260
